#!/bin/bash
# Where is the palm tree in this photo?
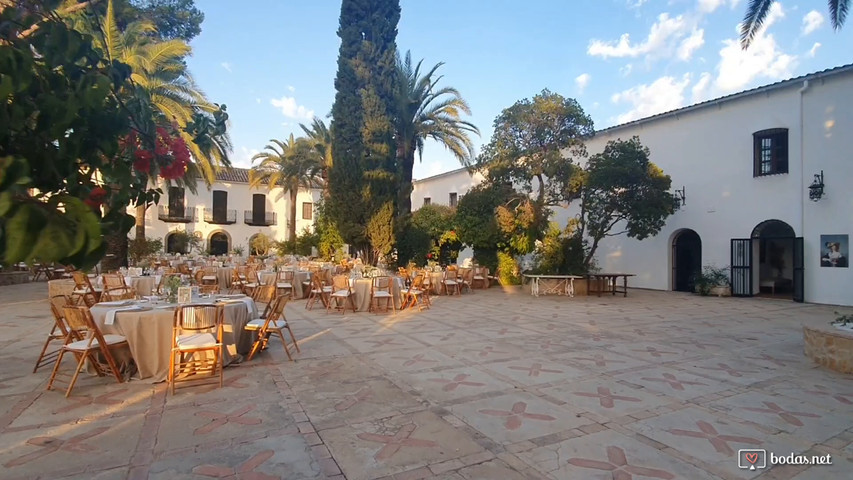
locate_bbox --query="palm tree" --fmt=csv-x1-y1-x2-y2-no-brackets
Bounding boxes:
741,0,848,47
249,135,323,242
299,117,333,196
394,50,479,219
82,0,232,239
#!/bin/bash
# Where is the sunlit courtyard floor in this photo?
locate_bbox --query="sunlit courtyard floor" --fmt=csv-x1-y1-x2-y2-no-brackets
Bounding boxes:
1,282,851,480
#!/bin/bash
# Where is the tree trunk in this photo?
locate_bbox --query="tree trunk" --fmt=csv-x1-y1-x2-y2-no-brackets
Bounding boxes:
135,204,146,240
103,231,128,272
396,144,414,221
289,188,298,241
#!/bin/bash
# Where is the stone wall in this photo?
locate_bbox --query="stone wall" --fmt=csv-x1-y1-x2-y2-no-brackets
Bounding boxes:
803,324,853,374
0,272,30,286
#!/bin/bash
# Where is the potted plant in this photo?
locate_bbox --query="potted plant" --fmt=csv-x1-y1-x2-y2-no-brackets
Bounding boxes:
693,265,731,297
831,312,853,333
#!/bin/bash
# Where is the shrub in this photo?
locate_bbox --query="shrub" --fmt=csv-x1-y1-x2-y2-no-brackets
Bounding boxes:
693,265,730,296
396,226,431,266
497,251,521,285
167,230,199,254
250,233,272,256
473,248,498,273
128,237,163,265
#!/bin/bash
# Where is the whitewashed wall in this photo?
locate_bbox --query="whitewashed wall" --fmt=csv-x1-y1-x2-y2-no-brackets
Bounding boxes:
135,179,321,253
410,69,853,306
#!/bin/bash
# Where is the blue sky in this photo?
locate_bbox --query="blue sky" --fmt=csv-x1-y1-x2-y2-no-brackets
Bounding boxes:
186,0,853,179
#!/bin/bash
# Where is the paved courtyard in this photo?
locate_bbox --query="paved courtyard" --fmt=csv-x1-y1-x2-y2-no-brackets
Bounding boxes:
1,282,851,480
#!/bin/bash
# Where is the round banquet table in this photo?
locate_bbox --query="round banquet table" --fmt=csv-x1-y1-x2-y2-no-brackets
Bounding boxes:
90,297,258,382
127,276,157,296
346,277,404,312
259,270,312,299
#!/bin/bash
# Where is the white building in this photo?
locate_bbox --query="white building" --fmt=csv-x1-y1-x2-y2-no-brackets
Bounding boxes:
136,167,321,255
412,64,853,306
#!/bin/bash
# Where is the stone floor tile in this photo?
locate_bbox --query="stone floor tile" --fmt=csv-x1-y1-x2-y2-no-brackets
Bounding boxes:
542,378,673,419
517,429,722,480
320,410,483,480
449,391,592,444
295,378,424,429
395,366,514,404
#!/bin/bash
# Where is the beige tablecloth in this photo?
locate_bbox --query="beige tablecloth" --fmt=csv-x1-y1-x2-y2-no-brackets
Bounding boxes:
127,276,156,296
90,299,258,382
345,277,404,312
259,270,312,299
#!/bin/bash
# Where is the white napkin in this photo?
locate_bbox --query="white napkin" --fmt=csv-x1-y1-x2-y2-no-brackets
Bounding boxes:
105,305,142,325
223,297,254,314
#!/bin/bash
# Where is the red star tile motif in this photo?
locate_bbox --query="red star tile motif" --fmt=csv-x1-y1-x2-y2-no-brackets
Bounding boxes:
478,401,556,430
194,405,262,435
429,374,485,392
357,423,438,461
574,387,641,408
741,401,821,427
567,445,675,479
668,421,762,456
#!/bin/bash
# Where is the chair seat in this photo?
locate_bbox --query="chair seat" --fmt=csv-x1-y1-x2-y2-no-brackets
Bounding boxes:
276,282,293,289
66,334,126,351
443,280,458,285
73,288,102,294
245,283,258,288
245,318,287,330
175,332,219,350
406,288,423,295
473,275,485,280
332,290,352,297
202,275,217,281
372,291,393,298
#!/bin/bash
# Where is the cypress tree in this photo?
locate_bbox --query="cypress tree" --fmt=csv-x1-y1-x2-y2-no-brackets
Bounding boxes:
329,0,400,262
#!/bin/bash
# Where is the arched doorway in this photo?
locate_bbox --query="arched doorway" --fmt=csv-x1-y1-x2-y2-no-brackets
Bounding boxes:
165,232,181,254
671,229,702,292
208,231,230,256
752,220,795,299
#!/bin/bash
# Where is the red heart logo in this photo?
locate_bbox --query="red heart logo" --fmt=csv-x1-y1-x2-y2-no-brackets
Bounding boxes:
745,452,759,464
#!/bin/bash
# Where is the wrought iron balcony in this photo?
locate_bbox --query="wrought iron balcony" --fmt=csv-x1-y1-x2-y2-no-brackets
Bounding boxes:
157,205,195,223
203,208,237,225
244,211,276,226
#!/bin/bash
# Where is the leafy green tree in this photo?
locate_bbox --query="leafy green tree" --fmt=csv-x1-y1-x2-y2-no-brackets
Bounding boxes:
0,1,151,269
394,50,479,219
314,201,345,261
249,135,322,242
366,201,395,263
741,0,848,48
575,137,673,270
328,0,401,259
250,232,273,256
410,204,455,239
130,0,205,41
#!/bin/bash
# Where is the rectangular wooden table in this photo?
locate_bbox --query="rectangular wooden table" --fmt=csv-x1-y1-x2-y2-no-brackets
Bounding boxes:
523,274,584,298
586,273,636,297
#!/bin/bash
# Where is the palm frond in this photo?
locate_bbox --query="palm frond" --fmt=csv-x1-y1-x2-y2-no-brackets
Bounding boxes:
740,0,775,48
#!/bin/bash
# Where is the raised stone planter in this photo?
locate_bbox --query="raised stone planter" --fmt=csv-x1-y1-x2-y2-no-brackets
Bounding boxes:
0,272,30,286
803,323,853,374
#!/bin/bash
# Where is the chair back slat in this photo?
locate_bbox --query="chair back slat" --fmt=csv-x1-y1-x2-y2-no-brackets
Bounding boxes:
372,276,391,292
252,284,276,304
332,275,350,291
175,304,221,331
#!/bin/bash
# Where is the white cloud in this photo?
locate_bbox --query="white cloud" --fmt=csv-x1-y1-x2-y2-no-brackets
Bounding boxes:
627,0,648,8
575,73,591,93
255,98,261,104
808,42,822,57
234,146,260,168
287,85,296,92
620,64,633,76
587,13,698,62
270,96,314,120
220,62,232,73
802,10,824,35
715,3,795,93
676,28,705,61
611,74,692,124
698,0,741,14
691,72,713,102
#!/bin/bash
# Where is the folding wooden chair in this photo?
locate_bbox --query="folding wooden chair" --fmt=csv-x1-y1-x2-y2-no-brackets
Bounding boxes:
229,266,248,293
327,275,356,315
168,304,224,395
46,306,128,397
369,276,396,314
251,285,277,317
276,270,294,298
245,295,299,361
101,273,136,301
403,273,430,311
442,269,461,296
458,267,474,294
71,271,101,307
198,267,219,294
471,266,488,289
33,295,78,373
306,274,331,310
